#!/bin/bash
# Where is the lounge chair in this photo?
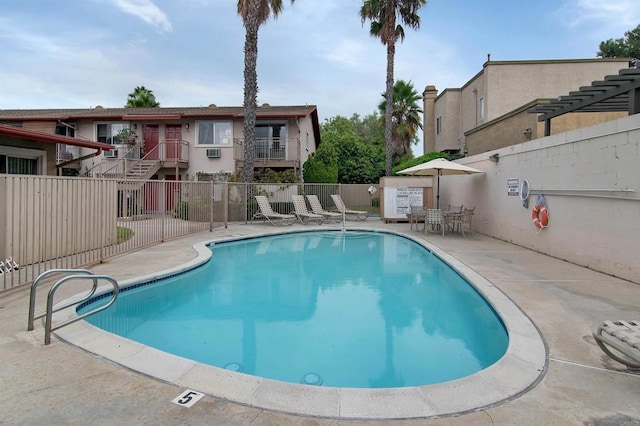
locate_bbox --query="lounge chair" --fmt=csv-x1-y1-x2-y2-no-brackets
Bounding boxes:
593,320,640,370
291,195,325,225
330,194,368,221
306,195,342,223
252,196,296,226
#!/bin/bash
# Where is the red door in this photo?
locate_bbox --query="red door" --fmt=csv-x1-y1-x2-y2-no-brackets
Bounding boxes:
165,175,181,211
143,176,181,213
144,125,159,160
144,176,158,212
165,125,182,160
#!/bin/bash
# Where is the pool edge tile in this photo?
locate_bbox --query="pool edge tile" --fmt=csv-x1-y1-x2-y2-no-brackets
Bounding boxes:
339,387,434,419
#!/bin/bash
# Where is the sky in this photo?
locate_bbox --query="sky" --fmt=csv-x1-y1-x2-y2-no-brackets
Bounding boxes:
1,0,638,156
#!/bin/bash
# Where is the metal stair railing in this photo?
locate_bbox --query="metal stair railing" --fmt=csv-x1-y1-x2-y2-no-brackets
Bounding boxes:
28,269,119,345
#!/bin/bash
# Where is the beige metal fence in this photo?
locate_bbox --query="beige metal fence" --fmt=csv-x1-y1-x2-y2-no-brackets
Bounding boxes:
0,176,379,292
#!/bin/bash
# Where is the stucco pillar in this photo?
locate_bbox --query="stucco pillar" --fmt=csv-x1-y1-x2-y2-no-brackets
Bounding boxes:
422,85,438,154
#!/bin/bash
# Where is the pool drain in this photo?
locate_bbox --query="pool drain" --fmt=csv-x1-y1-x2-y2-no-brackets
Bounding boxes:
301,372,323,386
225,362,243,372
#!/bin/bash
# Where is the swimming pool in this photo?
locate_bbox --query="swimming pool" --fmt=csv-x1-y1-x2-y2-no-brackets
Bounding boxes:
79,231,508,388
57,227,546,419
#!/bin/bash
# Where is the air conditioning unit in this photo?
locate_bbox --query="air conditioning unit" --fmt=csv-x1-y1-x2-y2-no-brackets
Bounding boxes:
206,148,221,158
104,149,118,158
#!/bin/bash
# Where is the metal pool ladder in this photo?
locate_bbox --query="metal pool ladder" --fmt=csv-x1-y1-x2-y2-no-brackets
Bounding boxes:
27,269,119,345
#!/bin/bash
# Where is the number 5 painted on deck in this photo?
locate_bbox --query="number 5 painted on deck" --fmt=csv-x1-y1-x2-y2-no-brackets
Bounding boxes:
172,389,204,408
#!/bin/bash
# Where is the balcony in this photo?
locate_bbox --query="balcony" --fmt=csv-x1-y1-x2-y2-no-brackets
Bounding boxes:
233,137,300,169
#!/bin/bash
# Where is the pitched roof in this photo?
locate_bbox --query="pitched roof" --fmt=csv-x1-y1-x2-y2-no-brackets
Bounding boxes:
0,105,319,121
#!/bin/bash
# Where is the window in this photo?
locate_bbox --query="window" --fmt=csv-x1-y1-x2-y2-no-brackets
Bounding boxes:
55,123,75,138
55,123,78,160
255,123,287,159
0,147,44,175
478,97,485,120
436,116,442,135
96,123,128,145
196,121,232,146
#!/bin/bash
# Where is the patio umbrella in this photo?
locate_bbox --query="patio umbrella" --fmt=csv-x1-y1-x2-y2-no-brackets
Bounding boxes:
397,158,483,209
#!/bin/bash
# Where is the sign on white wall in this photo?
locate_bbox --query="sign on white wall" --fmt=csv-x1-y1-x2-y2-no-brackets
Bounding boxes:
507,178,519,197
383,187,423,219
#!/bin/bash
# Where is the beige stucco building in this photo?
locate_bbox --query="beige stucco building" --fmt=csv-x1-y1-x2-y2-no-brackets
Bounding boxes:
0,105,321,181
423,58,630,156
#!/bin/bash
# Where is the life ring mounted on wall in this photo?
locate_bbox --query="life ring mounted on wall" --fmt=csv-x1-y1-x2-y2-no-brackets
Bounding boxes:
532,204,549,229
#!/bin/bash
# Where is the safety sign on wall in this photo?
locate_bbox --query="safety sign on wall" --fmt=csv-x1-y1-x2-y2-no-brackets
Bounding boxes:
507,178,519,197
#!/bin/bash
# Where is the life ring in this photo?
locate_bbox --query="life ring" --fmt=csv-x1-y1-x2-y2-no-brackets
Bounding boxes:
532,205,549,229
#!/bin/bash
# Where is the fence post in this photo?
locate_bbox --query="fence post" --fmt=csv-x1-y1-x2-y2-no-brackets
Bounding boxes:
209,180,214,232
244,183,248,223
161,179,166,241
224,181,228,228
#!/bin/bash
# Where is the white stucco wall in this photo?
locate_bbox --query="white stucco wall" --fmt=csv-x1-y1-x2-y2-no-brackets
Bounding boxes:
437,114,640,284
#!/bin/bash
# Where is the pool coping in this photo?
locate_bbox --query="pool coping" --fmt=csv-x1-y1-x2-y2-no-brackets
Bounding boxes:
54,228,548,420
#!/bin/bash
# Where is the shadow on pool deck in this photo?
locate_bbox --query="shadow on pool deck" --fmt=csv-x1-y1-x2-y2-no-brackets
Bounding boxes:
1,219,639,425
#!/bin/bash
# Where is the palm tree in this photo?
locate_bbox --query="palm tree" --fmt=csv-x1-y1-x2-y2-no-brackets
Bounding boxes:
378,79,423,157
237,0,295,183
360,0,427,175
125,86,160,107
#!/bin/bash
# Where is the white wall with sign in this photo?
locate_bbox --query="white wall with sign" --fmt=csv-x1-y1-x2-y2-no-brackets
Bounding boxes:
383,187,423,219
379,176,433,222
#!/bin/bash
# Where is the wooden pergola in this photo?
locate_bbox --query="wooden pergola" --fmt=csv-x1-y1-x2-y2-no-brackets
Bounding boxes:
529,68,640,136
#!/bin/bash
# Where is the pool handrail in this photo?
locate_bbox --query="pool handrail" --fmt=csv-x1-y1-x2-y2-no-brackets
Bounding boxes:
28,268,95,331
28,269,119,345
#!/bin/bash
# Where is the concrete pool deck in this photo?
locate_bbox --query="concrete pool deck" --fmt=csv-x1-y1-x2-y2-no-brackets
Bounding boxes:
1,220,639,425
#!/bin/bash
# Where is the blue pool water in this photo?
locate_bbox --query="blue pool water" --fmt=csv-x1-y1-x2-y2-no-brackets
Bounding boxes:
80,231,508,388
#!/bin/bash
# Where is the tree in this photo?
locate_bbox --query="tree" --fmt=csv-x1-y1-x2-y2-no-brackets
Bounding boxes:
392,151,448,175
320,115,385,183
597,24,640,68
303,143,338,183
350,112,385,148
125,86,160,107
237,0,295,183
360,0,427,176
378,79,423,158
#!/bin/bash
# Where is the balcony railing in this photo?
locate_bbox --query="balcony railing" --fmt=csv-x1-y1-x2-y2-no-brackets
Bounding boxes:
233,138,300,163
84,140,189,178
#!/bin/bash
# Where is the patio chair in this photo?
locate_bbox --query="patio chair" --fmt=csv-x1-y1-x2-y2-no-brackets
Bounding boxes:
291,195,325,225
460,207,475,236
409,205,426,231
306,194,342,223
330,194,368,221
252,196,296,226
593,320,640,370
445,204,463,232
425,209,445,236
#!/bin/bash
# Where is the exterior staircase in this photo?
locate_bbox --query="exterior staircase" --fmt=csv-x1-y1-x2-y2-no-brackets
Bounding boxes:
117,159,161,190
124,160,161,180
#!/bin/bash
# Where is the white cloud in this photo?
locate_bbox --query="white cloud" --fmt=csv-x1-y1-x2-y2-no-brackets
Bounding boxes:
322,40,369,69
558,0,639,31
109,0,173,32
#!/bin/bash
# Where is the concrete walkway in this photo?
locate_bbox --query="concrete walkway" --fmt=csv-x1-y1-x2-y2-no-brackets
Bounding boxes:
1,220,639,425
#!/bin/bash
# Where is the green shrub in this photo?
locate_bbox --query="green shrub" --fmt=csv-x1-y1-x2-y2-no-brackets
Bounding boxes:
174,201,189,220
116,226,134,244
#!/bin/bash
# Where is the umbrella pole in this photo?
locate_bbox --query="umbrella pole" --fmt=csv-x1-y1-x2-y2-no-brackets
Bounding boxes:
436,172,441,209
